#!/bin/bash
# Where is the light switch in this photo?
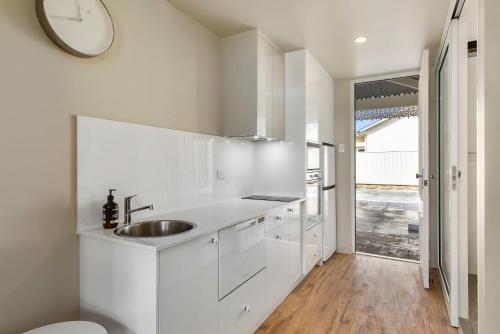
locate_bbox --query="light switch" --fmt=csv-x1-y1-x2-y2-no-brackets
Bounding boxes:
339,144,345,152
216,170,225,180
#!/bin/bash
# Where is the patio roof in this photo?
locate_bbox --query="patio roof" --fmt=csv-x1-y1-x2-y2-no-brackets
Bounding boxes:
355,76,419,100
355,105,419,121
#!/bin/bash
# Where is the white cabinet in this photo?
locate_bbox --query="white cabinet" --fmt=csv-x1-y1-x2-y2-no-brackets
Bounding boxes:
219,269,267,334
265,204,303,311
304,222,322,274
222,30,285,140
265,210,290,309
219,218,266,299
286,203,303,284
158,233,219,334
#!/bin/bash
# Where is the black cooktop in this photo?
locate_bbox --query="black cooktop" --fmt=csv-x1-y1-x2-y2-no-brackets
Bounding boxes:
242,195,300,202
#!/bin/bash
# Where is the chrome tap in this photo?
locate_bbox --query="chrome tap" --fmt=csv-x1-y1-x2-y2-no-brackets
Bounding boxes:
124,195,154,225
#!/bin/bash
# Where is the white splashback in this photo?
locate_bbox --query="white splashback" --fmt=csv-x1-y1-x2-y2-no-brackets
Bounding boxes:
77,116,255,231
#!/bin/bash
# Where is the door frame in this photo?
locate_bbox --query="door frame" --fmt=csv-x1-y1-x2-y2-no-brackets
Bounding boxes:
435,18,462,328
350,70,420,255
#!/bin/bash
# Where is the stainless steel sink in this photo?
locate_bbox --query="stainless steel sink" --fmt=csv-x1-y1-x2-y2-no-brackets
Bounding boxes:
114,220,196,238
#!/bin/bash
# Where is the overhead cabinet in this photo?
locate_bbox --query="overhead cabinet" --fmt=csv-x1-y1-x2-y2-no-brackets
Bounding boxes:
222,30,285,141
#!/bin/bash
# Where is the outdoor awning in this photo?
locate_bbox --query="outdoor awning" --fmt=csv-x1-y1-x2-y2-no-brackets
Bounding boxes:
355,105,419,121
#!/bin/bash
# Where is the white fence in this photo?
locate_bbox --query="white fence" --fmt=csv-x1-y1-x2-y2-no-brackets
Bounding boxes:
356,151,418,186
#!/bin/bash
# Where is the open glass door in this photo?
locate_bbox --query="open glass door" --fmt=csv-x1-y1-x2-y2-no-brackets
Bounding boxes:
437,19,459,327
418,49,430,289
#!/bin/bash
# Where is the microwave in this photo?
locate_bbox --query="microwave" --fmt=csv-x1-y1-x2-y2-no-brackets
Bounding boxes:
307,142,321,171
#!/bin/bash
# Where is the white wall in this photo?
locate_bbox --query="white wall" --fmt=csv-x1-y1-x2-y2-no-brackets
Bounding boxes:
356,151,418,185
0,1,221,332
364,117,419,152
468,57,478,275
333,80,354,253
77,117,255,231
477,0,500,331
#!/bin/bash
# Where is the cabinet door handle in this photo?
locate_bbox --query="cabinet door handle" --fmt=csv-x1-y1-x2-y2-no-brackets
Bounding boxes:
275,216,282,221
276,234,282,240
287,208,294,213
211,237,219,244
243,305,251,312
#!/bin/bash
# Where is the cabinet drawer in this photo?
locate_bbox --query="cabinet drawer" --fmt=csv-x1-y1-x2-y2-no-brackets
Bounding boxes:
219,218,266,299
304,223,322,274
219,269,267,334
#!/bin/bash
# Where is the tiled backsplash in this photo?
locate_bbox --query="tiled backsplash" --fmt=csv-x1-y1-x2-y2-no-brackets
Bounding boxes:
77,116,255,231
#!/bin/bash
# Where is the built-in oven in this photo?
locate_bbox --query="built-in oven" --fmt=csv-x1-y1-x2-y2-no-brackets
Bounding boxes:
305,170,322,230
307,142,321,171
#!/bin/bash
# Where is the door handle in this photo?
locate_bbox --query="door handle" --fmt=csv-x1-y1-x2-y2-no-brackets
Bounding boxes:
416,173,423,179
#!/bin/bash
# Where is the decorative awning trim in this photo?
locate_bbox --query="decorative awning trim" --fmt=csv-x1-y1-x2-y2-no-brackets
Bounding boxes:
355,105,419,121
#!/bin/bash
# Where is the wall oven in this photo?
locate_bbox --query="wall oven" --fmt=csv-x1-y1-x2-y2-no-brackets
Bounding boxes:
307,142,321,171
305,170,322,230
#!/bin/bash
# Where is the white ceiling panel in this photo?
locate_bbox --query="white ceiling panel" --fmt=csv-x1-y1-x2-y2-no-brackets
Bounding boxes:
169,0,450,79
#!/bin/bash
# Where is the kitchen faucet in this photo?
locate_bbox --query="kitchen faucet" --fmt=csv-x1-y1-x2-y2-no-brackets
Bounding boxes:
124,195,154,225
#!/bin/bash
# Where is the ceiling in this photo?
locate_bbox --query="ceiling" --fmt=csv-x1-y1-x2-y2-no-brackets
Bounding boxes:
169,0,450,79
355,75,419,100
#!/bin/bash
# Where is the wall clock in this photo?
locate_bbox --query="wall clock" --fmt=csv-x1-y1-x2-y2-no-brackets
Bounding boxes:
36,0,114,58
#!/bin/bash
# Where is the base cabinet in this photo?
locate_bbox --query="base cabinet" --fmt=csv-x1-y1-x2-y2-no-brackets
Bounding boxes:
81,202,305,334
159,233,219,334
304,223,322,274
219,270,267,334
265,211,290,309
265,203,303,311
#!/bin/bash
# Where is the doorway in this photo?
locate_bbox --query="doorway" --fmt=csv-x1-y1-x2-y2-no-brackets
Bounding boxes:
354,75,421,261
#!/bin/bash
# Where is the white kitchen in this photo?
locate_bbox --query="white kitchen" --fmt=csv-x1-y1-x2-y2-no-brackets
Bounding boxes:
1,0,499,334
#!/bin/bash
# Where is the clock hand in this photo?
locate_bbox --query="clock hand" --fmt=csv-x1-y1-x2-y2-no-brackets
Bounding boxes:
76,0,83,21
48,14,82,22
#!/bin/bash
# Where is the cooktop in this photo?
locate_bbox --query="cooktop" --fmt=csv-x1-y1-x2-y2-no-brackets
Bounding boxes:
242,195,300,202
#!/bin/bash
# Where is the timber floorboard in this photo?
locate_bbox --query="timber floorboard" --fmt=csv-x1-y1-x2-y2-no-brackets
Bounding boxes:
256,253,457,334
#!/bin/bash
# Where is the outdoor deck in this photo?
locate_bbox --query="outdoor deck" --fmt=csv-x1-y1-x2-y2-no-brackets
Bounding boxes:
356,185,420,261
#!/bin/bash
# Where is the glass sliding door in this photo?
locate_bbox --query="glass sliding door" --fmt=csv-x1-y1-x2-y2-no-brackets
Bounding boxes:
437,18,462,327
438,46,452,293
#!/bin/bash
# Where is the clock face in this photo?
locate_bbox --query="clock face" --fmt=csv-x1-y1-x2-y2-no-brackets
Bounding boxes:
36,0,114,58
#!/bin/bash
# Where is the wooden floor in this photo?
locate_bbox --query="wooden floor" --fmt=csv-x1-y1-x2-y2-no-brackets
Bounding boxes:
256,253,457,334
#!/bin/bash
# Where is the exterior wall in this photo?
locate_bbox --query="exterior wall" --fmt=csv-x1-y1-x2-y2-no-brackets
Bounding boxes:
0,1,221,332
364,117,419,152
356,151,418,185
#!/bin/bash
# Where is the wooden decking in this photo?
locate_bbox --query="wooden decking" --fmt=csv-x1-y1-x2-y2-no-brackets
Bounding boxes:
256,253,457,334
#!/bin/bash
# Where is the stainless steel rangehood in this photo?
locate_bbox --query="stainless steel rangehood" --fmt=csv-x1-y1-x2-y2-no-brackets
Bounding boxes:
221,30,285,141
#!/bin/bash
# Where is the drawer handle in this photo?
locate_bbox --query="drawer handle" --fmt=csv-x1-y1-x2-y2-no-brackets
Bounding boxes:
243,305,251,312
235,220,257,232
314,253,318,257
287,208,294,213
211,237,219,244
275,216,282,221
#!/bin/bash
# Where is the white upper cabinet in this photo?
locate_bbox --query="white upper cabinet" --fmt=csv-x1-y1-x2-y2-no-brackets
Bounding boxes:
286,50,334,144
222,30,285,141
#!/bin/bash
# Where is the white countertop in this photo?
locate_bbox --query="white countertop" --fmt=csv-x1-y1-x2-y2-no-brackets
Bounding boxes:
78,198,304,251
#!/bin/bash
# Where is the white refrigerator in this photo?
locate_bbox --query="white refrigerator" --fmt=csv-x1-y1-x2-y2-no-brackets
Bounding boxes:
322,143,337,261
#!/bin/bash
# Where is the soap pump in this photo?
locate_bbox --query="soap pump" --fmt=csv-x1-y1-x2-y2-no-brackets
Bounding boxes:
102,189,119,229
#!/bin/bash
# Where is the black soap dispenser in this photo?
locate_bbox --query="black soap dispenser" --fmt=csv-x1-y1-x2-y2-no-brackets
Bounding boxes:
102,189,119,229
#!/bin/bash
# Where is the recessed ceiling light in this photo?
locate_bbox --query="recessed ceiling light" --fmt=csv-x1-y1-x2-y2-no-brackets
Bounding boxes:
355,36,367,44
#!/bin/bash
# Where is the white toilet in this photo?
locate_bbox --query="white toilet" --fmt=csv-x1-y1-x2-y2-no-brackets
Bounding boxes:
24,321,107,334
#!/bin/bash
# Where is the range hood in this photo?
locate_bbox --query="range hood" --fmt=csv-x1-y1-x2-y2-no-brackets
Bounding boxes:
221,30,285,142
